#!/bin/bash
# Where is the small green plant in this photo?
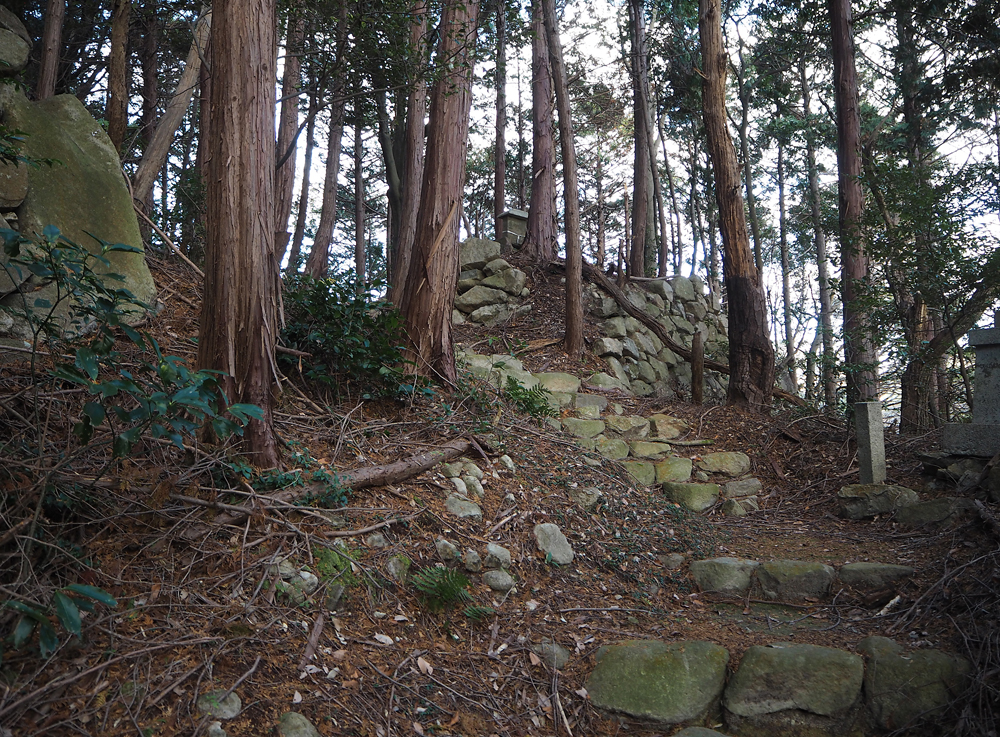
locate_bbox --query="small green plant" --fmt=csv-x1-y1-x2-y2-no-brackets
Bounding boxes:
279,272,408,398
411,567,472,613
3,584,117,661
502,375,556,420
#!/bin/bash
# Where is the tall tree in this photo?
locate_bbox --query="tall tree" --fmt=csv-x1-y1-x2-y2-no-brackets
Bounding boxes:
197,0,280,465
829,0,878,404
699,0,775,409
288,91,318,268
389,0,429,309
354,114,366,287
540,0,583,356
36,0,65,100
106,0,131,153
399,0,480,381
275,13,304,263
627,0,650,277
494,0,507,238
524,0,556,263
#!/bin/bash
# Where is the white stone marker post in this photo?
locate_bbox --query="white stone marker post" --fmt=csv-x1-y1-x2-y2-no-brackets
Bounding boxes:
855,401,886,484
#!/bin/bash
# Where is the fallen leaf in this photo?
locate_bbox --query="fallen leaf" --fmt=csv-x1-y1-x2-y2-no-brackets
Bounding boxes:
374,634,394,645
575,687,588,699
332,649,348,661
412,722,424,735
292,690,303,704
529,652,541,666
417,656,433,676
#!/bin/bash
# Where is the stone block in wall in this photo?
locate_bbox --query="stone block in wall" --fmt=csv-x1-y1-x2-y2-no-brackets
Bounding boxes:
633,331,657,356
622,338,641,361
455,285,508,313
688,301,708,321
644,302,663,319
670,275,696,301
602,317,626,338
593,337,623,357
659,347,679,366
481,266,527,295
626,289,647,310
637,361,656,384
483,257,510,275
646,279,674,301
590,297,620,318
690,275,705,296
459,237,501,270
0,160,28,210
631,379,654,396
605,357,631,386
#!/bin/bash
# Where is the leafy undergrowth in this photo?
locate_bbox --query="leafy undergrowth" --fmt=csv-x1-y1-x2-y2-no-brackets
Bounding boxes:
0,253,996,736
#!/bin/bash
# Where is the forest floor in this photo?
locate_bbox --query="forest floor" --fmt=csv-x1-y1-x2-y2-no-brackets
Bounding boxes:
1,254,997,737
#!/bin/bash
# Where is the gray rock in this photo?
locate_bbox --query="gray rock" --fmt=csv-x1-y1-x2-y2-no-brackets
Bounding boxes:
366,532,388,548
197,690,242,720
636,361,657,384
629,440,673,459
604,357,633,386
621,337,642,360
461,475,484,499
575,393,609,411
484,543,512,569
758,560,836,601
532,638,571,669
722,496,759,517
596,436,630,460
324,583,345,611
836,484,920,519
696,452,751,477
468,303,511,325
440,462,463,478
648,414,688,439
604,414,651,438
459,237,501,270
449,477,468,496
587,640,729,724
207,722,227,737
838,562,914,590
601,316,627,338
631,379,654,397
454,285,508,313
451,309,466,325
894,497,976,526
593,337,623,357
482,568,515,592
0,7,31,46
662,482,720,512
647,279,675,301
0,160,28,210
654,457,693,483
659,553,686,569
272,558,298,581
0,29,29,75
445,494,482,520
857,636,971,731
483,257,511,275
672,729,728,737
480,267,527,295
278,712,321,737
562,418,605,438
587,372,628,392
463,462,484,480
436,537,461,564
292,570,320,595
462,549,482,573
591,297,620,318
567,486,602,511
576,404,601,419
724,643,863,736
690,557,760,596
386,556,411,582
633,331,658,356
623,460,656,486
535,372,582,394
534,523,574,565
671,276,696,301
498,454,516,472
723,478,763,499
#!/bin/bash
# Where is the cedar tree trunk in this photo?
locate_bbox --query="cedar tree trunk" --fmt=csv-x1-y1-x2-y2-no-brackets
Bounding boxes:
106,0,131,153
274,14,304,263
524,0,556,263
36,0,65,100
197,0,280,466
399,0,480,382
699,0,775,410
494,2,506,238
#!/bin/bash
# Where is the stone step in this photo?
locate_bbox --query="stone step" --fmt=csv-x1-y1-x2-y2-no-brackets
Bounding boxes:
689,557,915,601
584,637,969,735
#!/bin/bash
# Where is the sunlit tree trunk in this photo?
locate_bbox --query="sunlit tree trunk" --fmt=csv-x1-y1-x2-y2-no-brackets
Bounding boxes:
400,0,480,381
197,0,280,466
524,0,556,263
540,0,583,357
700,0,775,410
288,92,317,268
777,130,797,392
354,115,366,288
275,14,304,264
494,2,507,238
735,39,762,272
627,0,650,277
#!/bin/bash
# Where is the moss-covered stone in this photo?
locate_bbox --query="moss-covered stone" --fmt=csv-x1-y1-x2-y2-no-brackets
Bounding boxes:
622,460,655,486
0,87,155,310
655,456,693,483
629,440,673,459
696,452,751,477
757,560,835,601
562,418,605,439
857,636,971,731
587,640,729,724
663,482,720,512
690,557,759,595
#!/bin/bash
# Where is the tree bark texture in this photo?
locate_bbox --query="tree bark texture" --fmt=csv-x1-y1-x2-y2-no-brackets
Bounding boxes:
699,0,775,410
36,0,65,100
777,134,797,392
399,0,480,382
197,0,280,466
628,0,650,278
106,0,131,153
288,92,318,268
389,0,429,309
274,14,304,263
525,0,557,263
354,117,366,287
736,43,762,272
829,0,878,404
494,2,507,237
540,0,583,357
137,1,158,147
133,10,212,208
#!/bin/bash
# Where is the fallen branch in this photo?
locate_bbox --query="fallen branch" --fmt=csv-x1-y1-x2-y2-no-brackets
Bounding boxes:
298,613,325,671
552,260,806,407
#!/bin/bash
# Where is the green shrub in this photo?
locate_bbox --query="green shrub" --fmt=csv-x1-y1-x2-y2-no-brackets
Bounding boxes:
279,272,407,398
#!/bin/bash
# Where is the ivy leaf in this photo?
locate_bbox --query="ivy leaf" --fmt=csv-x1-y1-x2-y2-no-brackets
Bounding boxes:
63,584,117,608
52,592,81,637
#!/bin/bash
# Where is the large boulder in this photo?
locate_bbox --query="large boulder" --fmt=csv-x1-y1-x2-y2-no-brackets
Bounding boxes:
0,87,156,327
856,636,971,731
757,560,835,601
697,452,751,477
724,643,863,737
690,557,759,596
836,484,919,520
458,237,501,270
0,8,30,75
587,640,729,725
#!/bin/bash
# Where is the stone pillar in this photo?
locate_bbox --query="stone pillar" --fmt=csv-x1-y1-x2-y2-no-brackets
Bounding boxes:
855,401,886,484
943,326,1000,457
497,209,529,251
